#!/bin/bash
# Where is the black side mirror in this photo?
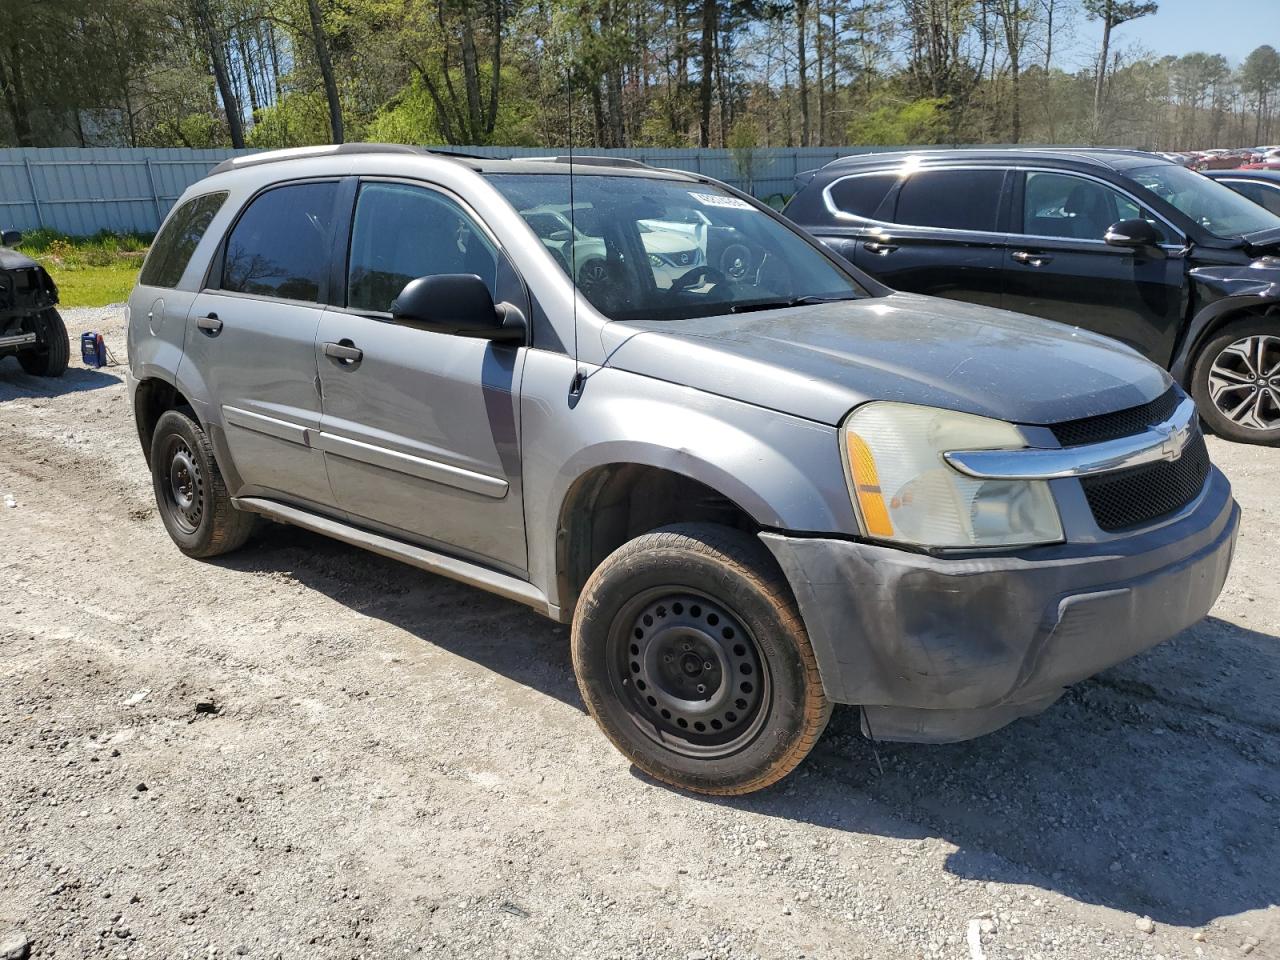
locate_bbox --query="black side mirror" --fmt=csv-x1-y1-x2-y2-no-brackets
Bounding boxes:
1,229,21,247
1104,218,1161,248
390,274,524,343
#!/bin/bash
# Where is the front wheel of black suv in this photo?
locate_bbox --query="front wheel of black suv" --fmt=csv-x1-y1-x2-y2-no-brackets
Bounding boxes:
16,308,69,377
571,523,831,796
150,408,256,558
1191,315,1280,446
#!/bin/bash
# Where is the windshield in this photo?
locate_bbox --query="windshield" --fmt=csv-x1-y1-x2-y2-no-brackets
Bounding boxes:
486,173,865,322
1130,163,1280,238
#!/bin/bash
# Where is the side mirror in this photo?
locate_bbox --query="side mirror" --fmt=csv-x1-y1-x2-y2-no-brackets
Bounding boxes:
1104,218,1161,248
390,274,524,343
1,229,21,247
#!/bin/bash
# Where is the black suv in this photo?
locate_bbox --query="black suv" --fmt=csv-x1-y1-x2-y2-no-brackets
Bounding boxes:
784,149,1280,445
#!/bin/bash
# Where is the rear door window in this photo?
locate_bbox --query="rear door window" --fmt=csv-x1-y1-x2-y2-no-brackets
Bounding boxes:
219,182,338,302
138,191,228,288
894,169,1005,232
826,174,897,220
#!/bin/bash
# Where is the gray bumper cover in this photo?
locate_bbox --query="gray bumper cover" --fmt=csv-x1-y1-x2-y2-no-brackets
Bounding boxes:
761,468,1239,743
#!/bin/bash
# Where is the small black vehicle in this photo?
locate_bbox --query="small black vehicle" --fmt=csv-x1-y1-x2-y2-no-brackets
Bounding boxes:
784,149,1280,445
1,228,68,377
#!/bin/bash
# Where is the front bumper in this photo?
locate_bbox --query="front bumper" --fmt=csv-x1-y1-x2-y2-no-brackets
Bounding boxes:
761,467,1239,743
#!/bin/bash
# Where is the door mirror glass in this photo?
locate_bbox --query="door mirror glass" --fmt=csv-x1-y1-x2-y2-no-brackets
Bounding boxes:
391,274,521,342
1105,218,1162,248
1,230,22,247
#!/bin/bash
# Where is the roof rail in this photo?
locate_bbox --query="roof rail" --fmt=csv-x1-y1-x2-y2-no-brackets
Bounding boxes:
207,142,486,176
525,155,652,170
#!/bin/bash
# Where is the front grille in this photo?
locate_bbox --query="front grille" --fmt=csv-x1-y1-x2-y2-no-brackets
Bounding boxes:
1050,387,1181,447
1080,429,1210,531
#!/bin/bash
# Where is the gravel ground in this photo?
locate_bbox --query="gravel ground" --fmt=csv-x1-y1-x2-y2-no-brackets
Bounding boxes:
1,306,1278,960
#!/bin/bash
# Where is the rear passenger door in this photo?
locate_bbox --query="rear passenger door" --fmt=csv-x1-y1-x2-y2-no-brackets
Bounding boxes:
852,167,1010,308
314,179,529,574
181,180,340,510
1001,170,1186,363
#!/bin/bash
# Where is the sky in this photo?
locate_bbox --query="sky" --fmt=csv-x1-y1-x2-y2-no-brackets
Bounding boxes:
1103,0,1276,65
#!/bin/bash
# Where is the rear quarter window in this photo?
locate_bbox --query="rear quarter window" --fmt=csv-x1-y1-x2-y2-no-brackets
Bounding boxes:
826,174,897,220
894,169,1005,232
138,191,228,289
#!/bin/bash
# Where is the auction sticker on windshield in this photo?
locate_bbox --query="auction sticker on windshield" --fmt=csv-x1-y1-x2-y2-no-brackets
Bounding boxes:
690,192,755,210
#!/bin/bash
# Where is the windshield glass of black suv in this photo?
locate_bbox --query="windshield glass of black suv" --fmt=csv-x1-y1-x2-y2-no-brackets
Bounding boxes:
487,173,864,322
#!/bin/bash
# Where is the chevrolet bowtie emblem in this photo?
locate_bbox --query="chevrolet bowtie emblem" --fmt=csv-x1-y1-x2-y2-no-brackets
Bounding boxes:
1154,420,1191,461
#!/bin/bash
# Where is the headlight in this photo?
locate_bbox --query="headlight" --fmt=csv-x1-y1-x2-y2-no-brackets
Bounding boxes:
841,402,1063,548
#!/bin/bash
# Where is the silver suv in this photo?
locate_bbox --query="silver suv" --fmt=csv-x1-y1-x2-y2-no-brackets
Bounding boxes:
128,144,1239,795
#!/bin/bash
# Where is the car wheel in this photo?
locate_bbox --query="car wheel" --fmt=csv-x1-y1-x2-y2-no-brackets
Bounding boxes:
1191,316,1280,446
16,309,69,377
150,408,256,558
571,523,830,795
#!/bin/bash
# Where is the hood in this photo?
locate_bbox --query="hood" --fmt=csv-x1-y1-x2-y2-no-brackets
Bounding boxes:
601,293,1171,426
1242,226,1280,255
0,247,40,271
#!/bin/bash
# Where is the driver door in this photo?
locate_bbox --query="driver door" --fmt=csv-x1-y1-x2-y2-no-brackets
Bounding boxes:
1001,170,1186,364
314,179,529,573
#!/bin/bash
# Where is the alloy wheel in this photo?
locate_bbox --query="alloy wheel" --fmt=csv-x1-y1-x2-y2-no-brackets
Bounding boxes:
1207,334,1280,431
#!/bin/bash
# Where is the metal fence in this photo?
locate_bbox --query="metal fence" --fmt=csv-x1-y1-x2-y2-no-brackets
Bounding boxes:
0,144,912,237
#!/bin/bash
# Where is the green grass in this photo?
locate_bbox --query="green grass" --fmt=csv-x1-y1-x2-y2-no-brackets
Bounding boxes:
15,229,149,308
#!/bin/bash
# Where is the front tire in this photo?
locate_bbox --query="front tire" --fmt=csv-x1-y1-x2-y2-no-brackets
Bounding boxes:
16,309,69,377
150,409,256,558
572,523,830,795
1191,316,1280,446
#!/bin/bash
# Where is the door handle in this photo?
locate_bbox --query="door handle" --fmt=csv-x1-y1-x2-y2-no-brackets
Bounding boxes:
863,241,899,255
196,313,223,335
1011,250,1053,266
323,340,363,364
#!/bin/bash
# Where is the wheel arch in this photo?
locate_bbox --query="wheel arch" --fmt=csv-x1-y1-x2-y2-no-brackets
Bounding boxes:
132,374,197,466
553,461,770,619
1173,294,1280,385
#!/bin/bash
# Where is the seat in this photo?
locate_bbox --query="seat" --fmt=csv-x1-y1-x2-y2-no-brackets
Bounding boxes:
1062,184,1113,241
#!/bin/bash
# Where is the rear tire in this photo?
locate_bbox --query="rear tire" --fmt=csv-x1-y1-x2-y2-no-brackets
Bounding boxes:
1190,315,1280,446
571,523,830,795
16,309,69,377
150,408,255,558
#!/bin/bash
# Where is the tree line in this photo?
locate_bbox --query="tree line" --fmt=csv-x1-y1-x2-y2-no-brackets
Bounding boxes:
1,0,1278,153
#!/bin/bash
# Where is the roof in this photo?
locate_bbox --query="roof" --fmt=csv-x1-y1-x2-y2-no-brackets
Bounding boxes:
819,147,1173,175
208,143,698,182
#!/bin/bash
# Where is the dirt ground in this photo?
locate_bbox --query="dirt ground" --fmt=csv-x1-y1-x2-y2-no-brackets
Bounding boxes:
2,306,1278,960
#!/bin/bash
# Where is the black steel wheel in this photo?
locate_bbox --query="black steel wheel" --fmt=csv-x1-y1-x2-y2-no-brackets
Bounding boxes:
158,433,205,535
611,588,770,758
573,523,830,795
149,408,256,557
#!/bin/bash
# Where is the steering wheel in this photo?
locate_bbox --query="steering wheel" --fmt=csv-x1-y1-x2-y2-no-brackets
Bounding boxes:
670,264,727,294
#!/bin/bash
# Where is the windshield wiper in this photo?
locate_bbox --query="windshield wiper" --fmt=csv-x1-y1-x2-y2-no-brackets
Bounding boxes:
729,295,857,314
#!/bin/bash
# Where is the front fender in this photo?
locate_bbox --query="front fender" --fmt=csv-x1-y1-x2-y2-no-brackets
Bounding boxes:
519,350,858,607
1172,268,1280,382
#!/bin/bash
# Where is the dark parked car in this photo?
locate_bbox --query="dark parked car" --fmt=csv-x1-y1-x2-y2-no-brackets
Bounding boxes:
785,149,1280,445
1206,169,1280,216
0,229,68,377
